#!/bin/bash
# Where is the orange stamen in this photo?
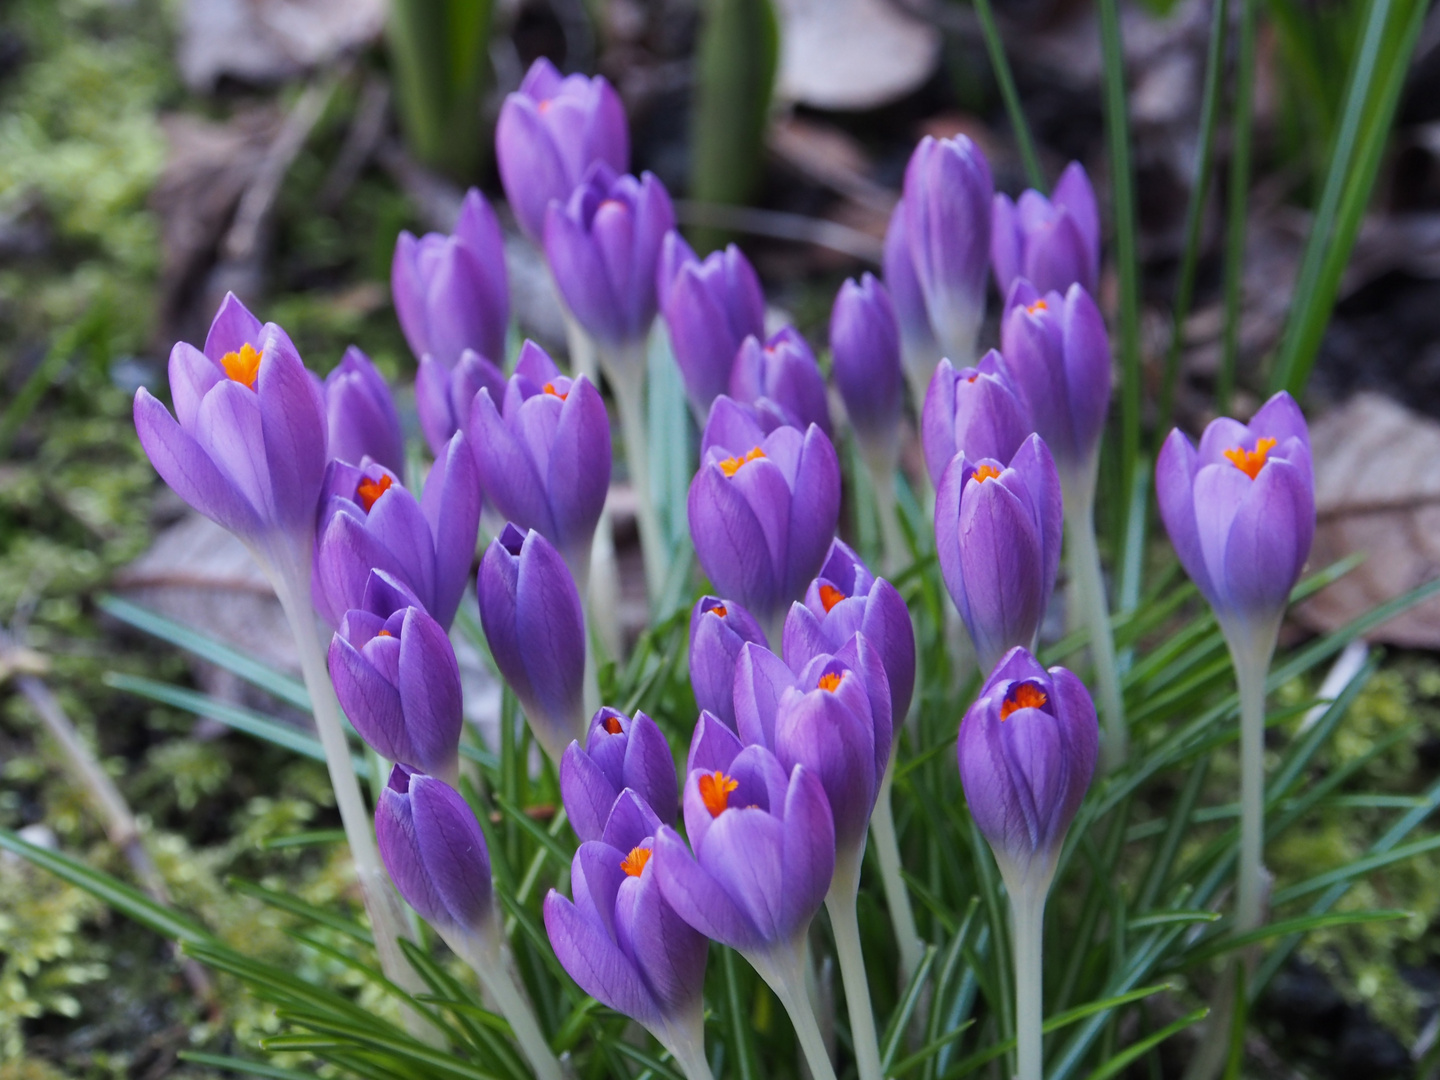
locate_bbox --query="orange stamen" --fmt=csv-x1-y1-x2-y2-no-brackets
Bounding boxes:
699,770,739,817
719,447,766,477
972,464,1002,484
356,474,393,513
818,672,843,692
1000,684,1048,721
1026,298,1049,315
377,629,393,638
709,604,728,619
1223,437,1277,481
603,715,624,735
621,846,652,877
819,584,846,613
221,343,262,388
543,381,569,400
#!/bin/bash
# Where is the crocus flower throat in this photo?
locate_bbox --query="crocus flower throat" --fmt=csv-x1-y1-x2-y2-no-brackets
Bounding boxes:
622,845,653,877
973,464,1002,483
819,584,845,612
356,474,393,512
222,343,262,388
699,770,738,817
1224,437,1276,480
1000,682,1049,721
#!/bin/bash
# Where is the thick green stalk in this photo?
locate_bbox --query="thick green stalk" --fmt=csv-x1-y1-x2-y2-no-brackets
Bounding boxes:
387,0,491,179
825,848,884,1080
1216,0,1256,414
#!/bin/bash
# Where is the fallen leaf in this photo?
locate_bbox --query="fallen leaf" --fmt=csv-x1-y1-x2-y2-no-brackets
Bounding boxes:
773,0,942,110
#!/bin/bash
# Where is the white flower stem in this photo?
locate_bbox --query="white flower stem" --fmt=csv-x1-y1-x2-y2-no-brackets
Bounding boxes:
566,543,602,724
1009,886,1048,1080
656,1007,717,1080
749,942,840,1080
1062,481,1127,770
869,755,924,988
603,344,670,607
826,847,885,1080
866,455,908,578
1228,625,1278,935
455,931,565,1080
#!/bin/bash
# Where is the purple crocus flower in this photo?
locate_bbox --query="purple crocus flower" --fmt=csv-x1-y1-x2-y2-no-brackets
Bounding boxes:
1000,282,1111,495
687,422,842,641
544,835,709,1071
957,648,1097,891
134,292,326,572
329,606,463,785
376,764,493,937
467,341,611,578
477,524,587,764
392,188,509,369
313,431,480,630
991,162,1101,299
921,351,1033,489
830,273,904,465
496,57,630,243
415,349,506,459
698,394,788,460
689,596,768,731
560,708,680,842
324,346,405,475
783,539,916,727
934,434,1063,673
729,327,832,438
544,165,675,352
657,231,767,418
1155,391,1315,634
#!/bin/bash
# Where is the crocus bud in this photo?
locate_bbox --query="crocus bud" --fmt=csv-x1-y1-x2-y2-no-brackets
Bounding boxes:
655,749,834,953
957,648,1097,892
991,162,1101,299
731,640,800,752
921,351,1033,488
392,188,509,368
897,135,994,368
544,165,675,352
1000,282,1111,495
467,341,612,577
544,836,708,1061
830,274,904,464
729,327,832,437
883,197,942,395
415,349,506,459
325,346,405,475
783,539,916,727
314,431,481,629
560,708,680,842
377,764,493,936
687,710,745,775
134,293,326,569
689,596,768,731
658,231,767,417
935,434,1063,673
1156,391,1315,636
329,606,462,785
496,57,630,243
699,395,788,460
687,423,842,638
477,524,587,764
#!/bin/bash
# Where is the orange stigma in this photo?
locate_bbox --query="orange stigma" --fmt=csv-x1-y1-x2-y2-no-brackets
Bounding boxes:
221,343,262,388
376,629,393,638
699,770,739,817
356,474,393,512
543,381,568,400
621,846,652,877
709,604,728,619
1000,684,1048,721
603,715,624,735
819,584,846,612
972,464,1002,484
1223,437,1277,480
719,447,766,477
1026,298,1049,315
818,671,843,692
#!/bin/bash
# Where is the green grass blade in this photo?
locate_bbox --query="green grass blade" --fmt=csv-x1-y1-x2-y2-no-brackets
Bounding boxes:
1180,909,1410,967
176,1052,318,1079
971,0,1045,189
1216,0,1256,412
1080,1007,1208,1080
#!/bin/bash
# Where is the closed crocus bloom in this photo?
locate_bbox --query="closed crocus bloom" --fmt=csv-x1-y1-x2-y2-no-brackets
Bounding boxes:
830,274,903,463
1000,282,1111,493
467,341,611,578
689,596,768,731
544,165,675,352
958,648,1097,890
496,57,630,243
921,351,1033,489
560,708,680,842
991,162,1101,299
314,431,480,629
415,349,506,459
1156,391,1315,632
134,292,326,570
477,524,587,764
329,606,463,785
325,346,405,475
698,394,788,460
392,188,508,368
658,231,767,417
935,435,1064,673
729,327,832,437
688,423,842,641
883,198,942,401
899,135,994,368
544,836,709,1073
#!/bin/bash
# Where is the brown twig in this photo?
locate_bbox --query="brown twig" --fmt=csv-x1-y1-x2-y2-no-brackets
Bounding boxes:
673,199,885,262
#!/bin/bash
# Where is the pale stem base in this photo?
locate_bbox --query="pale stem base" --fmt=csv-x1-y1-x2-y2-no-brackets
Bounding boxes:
565,543,602,723
747,940,840,1080
652,1002,716,1080
604,343,669,606
563,308,599,384
453,928,564,1080
863,446,907,577
588,506,624,661
870,754,925,987
1062,486,1128,770
826,846,885,1080
761,610,788,657
1009,886,1048,1080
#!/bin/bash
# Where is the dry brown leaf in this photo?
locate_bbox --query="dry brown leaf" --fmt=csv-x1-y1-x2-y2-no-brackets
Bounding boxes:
773,0,942,110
